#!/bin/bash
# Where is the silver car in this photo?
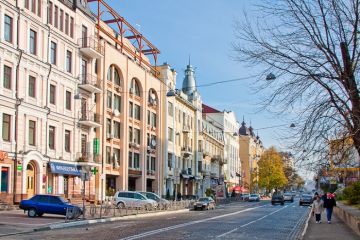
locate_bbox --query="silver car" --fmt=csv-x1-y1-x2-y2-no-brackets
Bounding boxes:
114,191,158,209
140,192,170,209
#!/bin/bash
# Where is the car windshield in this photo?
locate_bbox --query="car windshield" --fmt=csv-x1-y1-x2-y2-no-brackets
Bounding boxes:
199,198,209,201
284,193,292,196
303,195,312,198
58,196,69,203
250,194,258,197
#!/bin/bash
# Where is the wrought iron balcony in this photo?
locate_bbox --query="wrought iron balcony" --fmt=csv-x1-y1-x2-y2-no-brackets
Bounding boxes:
181,146,192,157
79,74,102,93
78,111,101,128
76,152,101,163
78,37,104,59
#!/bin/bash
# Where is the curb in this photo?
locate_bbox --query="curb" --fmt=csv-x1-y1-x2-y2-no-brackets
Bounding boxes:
34,209,190,231
299,207,312,240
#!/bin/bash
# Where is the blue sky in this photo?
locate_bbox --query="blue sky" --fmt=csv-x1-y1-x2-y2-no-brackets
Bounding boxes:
95,0,292,150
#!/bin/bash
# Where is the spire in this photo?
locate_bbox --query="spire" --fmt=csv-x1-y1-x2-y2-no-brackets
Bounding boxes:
182,58,197,96
188,54,191,66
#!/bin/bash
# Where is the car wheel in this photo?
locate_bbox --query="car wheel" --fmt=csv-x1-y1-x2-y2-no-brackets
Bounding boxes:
145,203,153,211
28,208,37,218
117,202,125,209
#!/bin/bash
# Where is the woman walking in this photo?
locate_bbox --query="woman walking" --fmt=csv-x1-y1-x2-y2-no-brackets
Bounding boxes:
323,192,336,224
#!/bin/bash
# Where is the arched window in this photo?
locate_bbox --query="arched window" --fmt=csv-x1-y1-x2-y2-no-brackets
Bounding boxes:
130,78,141,97
107,65,121,86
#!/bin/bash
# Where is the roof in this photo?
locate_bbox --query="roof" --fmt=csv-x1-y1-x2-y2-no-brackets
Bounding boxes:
202,104,221,113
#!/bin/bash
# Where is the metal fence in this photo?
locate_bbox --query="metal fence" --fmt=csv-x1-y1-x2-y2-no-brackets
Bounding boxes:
65,200,195,222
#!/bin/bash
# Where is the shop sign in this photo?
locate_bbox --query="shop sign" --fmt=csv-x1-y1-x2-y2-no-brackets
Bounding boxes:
49,162,81,176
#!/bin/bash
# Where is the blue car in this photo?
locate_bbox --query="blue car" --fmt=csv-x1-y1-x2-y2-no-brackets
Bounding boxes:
19,194,82,218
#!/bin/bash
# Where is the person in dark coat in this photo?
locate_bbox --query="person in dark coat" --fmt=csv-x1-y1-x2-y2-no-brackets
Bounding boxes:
177,192,182,201
323,192,336,223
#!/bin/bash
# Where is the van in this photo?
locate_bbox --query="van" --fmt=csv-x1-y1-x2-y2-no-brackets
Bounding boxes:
114,191,158,209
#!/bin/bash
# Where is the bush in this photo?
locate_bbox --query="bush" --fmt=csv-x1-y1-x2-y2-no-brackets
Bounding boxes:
343,181,360,205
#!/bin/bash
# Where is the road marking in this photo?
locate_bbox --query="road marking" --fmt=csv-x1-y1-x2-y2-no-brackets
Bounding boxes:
166,217,176,220
240,204,290,228
216,228,238,238
119,204,267,240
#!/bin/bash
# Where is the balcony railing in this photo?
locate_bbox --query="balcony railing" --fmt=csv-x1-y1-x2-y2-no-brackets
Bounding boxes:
76,152,101,163
181,146,192,157
79,74,102,93
78,37,104,58
211,155,222,162
79,111,102,128
182,125,190,133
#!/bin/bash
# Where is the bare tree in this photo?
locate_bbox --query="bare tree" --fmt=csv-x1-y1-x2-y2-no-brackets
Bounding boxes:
233,0,360,166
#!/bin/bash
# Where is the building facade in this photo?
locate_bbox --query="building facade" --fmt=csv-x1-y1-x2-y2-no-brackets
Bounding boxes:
238,120,264,193
161,63,203,199
0,0,101,204
202,105,240,191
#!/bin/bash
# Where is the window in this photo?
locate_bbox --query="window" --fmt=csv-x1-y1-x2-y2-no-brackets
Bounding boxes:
50,41,57,65
134,153,140,169
59,10,64,31
106,118,111,136
49,196,63,205
37,0,41,17
107,66,112,81
49,126,55,149
114,121,120,139
65,91,71,110
107,91,112,109
134,104,140,120
134,128,140,144
29,120,36,146
65,13,69,35
113,148,120,166
2,114,11,141
81,25,87,45
151,157,156,171
70,17,74,38
147,111,151,125
29,29,37,55
49,2,53,24
66,50,72,73
114,95,121,112
128,152,133,168
31,0,36,13
106,146,111,164
4,15,13,43
130,78,140,97
3,65,12,89
114,68,120,85
151,112,156,128
28,76,36,98
49,84,56,104
54,6,58,28
25,0,29,9
129,102,133,118
168,102,173,116
168,128,174,142
129,127,133,142
107,65,121,85
168,153,173,168
64,130,70,152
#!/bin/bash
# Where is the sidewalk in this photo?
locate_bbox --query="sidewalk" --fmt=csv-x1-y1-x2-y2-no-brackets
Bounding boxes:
304,211,359,240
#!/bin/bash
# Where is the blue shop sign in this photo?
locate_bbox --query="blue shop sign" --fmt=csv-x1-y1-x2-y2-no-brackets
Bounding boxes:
49,162,81,176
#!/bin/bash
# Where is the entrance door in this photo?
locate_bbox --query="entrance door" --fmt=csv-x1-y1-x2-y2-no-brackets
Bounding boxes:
26,163,36,197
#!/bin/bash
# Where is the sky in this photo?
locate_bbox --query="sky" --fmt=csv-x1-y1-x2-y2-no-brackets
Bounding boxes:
89,0,313,179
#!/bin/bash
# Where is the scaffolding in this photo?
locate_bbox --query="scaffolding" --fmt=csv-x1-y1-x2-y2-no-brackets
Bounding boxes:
87,0,160,76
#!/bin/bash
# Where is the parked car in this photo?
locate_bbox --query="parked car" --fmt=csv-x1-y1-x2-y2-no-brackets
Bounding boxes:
271,193,285,205
299,194,313,206
291,191,297,197
248,194,260,202
193,197,215,210
183,195,198,200
241,193,250,201
19,194,82,218
140,192,170,209
114,191,158,209
283,192,294,202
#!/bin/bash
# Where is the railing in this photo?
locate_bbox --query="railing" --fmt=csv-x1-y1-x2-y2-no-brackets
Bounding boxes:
181,146,192,152
76,152,101,163
78,37,104,55
79,111,102,124
79,74,102,89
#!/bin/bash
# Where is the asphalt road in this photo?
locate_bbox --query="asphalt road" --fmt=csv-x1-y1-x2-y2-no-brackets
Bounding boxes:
0,200,309,240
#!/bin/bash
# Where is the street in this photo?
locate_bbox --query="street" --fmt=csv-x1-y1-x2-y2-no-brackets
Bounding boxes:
0,200,309,240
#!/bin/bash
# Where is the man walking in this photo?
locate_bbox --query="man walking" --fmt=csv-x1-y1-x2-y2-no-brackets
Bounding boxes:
323,192,336,224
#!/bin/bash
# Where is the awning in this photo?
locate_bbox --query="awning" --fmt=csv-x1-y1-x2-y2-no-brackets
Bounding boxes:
49,162,81,176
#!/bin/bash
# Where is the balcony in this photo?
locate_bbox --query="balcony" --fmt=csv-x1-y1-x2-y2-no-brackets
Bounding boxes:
211,155,222,162
220,158,228,165
78,37,104,59
182,125,190,133
128,168,142,176
76,152,101,163
146,169,155,175
79,74,102,93
78,111,101,128
181,146,192,157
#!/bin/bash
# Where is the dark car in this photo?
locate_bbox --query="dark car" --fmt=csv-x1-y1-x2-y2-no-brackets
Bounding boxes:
19,194,82,218
299,194,313,206
193,197,215,210
271,193,285,205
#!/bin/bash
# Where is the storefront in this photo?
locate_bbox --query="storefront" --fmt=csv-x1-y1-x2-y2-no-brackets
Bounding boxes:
0,151,12,204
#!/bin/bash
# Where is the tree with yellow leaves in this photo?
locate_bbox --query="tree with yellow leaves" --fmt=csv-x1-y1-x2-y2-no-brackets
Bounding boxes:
258,147,288,193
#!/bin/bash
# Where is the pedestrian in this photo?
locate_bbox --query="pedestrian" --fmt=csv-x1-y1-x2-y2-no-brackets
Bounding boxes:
231,189,235,198
177,192,182,201
311,195,324,223
323,192,336,224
